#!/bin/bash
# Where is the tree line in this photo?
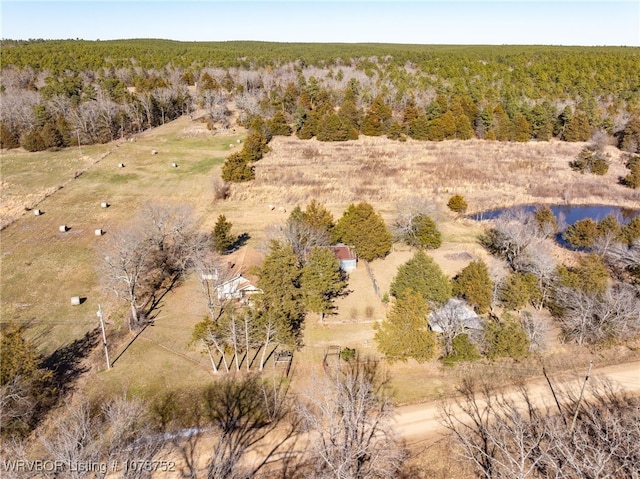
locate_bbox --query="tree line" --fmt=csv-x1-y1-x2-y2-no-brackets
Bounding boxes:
2,41,639,157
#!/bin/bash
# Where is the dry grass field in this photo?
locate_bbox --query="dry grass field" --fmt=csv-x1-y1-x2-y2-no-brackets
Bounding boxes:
231,135,638,215
2,116,639,406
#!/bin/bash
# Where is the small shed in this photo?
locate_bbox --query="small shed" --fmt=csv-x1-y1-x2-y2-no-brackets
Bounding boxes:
330,243,357,272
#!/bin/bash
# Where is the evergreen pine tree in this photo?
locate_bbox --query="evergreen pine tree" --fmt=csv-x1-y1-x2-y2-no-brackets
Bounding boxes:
361,95,391,136
452,259,493,314
255,241,305,348
374,291,437,362
563,111,591,142
484,318,529,360
301,247,347,321
513,113,532,142
212,214,236,253
221,152,255,182
333,202,392,261
390,250,451,305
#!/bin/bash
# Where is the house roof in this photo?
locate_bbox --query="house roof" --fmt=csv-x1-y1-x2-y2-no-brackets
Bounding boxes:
330,243,357,261
224,246,264,284
429,298,483,333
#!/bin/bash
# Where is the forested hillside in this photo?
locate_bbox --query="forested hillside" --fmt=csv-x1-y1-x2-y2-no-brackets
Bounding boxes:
2,39,639,153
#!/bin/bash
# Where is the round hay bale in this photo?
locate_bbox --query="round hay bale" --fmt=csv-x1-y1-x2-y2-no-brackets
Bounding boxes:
71,296,81,305
33,209,42,216
237,139,241,143
59,225,67,232
152,149,158,155
95,229,103,236
118,163,125,168
101,202,109,208
172,162,178,168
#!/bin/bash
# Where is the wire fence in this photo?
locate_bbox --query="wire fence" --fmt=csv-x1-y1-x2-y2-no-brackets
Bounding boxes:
362,259,381,299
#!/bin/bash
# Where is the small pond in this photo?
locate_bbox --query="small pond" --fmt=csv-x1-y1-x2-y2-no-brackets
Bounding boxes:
472,204,640,226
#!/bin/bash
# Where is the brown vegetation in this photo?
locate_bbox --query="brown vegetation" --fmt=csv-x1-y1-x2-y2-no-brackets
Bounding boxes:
230,136,638,214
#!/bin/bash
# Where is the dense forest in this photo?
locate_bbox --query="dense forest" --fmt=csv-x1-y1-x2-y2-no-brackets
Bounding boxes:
2,39,640,155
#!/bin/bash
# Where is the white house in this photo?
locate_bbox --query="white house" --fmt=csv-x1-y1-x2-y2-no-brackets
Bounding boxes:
215,274,262,301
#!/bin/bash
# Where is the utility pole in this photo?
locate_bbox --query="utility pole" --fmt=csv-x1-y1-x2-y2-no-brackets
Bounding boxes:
97,304,111,370
570,360,593,435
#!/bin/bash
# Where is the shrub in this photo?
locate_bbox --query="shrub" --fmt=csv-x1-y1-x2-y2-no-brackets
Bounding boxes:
20,129,46,152
570,147,609,175
0,123,20,149
340,347,356,362
441,334,481,366
447,195,468,214
484,317,529,361
620,155,640,189
563,218,599,249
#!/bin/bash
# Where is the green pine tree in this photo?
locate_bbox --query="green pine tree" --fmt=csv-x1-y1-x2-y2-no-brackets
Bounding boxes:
212,214,236,253
562,218,599,249
405,214,442,249
255,241,305,348
452,259,493,314
361,95,391,136
303,199,335,233
563,111,591,142
499,272,541,311
332,202,392,262
221,152,255,182
301,247,347,321
374,291,437,363
484,317,529,360
390,250,451,305
513,113,532,142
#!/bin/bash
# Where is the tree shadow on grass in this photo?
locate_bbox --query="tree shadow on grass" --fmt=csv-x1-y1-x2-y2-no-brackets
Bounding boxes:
41,327,101,395
228,232,251,253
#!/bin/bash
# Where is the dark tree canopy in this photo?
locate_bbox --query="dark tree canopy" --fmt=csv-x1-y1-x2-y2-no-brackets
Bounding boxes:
390,250,451,305
374,291,438,363
333,202,392,262
452,259,493,314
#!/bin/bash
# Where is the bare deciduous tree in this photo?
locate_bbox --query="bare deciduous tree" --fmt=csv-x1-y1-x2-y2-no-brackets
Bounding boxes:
430,299,479,356
39,395,165,479
280,220,330,265
553,283,640,345
101,202,201,330
483,208,545,268
194,248,233,322
297,359,406,479
176,374,299,479
440,376,640,479
391,197,438,244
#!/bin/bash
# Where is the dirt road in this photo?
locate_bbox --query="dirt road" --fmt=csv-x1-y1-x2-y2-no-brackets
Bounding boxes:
394,360,640,444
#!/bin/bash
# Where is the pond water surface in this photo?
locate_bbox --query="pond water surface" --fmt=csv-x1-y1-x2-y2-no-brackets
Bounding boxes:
472,204,640,226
